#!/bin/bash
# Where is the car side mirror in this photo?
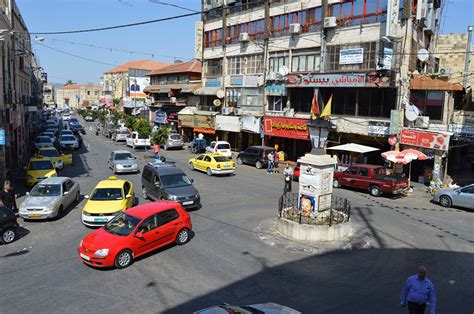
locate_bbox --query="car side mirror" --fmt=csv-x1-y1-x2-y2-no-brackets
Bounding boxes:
84,195,89,199
190,178,194,183
135,231,144,239
126,194,132,199
64,191,69,195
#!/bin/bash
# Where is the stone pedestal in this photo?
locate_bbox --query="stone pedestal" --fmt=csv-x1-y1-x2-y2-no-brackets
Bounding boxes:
297,153,336,219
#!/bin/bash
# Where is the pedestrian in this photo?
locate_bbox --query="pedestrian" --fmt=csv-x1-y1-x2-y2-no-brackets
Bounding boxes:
273,150,280,173
400,266,436,314
154,142,160,158
267,151,274,174
283,163,293,192
1,180,18,214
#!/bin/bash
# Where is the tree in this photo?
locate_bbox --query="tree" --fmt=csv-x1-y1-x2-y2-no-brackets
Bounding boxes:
124,115,136,130
109,110,123,126
151,126,171,145
132,118,152,138
64,80,75,86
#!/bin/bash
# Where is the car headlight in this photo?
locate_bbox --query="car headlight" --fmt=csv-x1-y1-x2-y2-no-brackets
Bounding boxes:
168,194,178,201
195,192,200,199
94,248,109,257
82,210,91,216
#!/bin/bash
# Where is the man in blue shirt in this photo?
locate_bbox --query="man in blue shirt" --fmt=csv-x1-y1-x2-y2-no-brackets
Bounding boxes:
400,266,436,314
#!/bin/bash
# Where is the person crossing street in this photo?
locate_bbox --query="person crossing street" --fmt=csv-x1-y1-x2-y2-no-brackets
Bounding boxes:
283,163,293,193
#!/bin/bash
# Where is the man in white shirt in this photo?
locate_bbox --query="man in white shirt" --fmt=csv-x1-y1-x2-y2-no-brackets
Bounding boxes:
283,163,293,192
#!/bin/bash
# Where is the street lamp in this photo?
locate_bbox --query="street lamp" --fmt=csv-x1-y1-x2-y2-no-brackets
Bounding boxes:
306,119,332,155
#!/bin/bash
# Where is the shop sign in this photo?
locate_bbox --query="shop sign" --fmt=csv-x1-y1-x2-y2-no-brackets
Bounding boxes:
194,21,204,59
241,115,260,133
243,75,259,87
339,48,364,64
216,115,240,132
206,80,221,87
448,124,474,142
451,110,474,125
400,129,450,150
368,121,390,137
263,116,309,140
377,48,393,70
0,129,4,145
300,73,366,87
389,109,402,135
178,114,194,127
266,83,287,96
194,115,215,129
230,76,243,86
388,135,397,146
167,112,178,122
155,110,167,124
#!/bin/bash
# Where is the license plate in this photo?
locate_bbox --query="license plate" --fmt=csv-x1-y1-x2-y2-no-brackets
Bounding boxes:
80,253,90,261
29,214,42,217
94,218,108,223
182,201,193,205
224,165,230,168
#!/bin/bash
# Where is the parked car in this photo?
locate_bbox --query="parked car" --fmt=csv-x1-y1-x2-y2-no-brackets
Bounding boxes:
293,162,301,181
206,141,232,158
108,150,138,174
141,163,200,209
85,115,94,122
68,118,80,126
126,131,151,150
59,135,79,150
39,132,56,142
19,177,80,220
34,136,55,150
194,302,300,314
70,124,86,135
78,201,192,269
46,118,59,127
236,146,274,169
81,176,136,227
333,164,408,197
0,206,19,244
60,129,75,137
163,134,184,150
25,157,57,187
102,122,116,138
62,113,71,121
189,153,235,176
111,128,129,142
37,147,73,169
433,184,474,209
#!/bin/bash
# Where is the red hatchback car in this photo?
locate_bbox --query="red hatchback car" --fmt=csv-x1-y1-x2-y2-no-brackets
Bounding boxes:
78,201,192,269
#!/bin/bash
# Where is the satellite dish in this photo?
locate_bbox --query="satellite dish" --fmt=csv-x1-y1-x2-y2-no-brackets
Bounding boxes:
417,49,429,62
405,105,420,121
216,89,225,99
278,65,289,77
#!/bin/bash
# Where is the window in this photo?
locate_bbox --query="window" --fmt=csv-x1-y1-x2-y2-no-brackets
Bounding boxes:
268,96,287,112
143,168,153,181
157,209,179,226
204,156,212,162
410,90,444,121
245,54,263,74
330,0,387,26
65,180,75,191
204,28,223,48
197,155,205,161
138,215,158,234
205,59,222,77
326,42,377,71
228,56,242,75
123,182,131,196
461,186,474,194
268,53,289,73
359,168,369,176
346,167,358,174
291,50,320,72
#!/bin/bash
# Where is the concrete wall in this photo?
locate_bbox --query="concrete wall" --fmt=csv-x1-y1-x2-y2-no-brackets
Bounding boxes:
277,216,352,242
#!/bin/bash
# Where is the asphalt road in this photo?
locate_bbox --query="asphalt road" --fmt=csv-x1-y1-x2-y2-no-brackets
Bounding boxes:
1,121,473,314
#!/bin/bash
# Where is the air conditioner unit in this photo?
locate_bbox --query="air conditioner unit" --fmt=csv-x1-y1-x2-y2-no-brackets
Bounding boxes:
222,107,231,115
289,23,301,34
439,68,451,78
170,97,176,103
234,108,241,115
267,72,277,80
239,32,250,42
414,116,430,128
416,0,428,20
323,16,337,28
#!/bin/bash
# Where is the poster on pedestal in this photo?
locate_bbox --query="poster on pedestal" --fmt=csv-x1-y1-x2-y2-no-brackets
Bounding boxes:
298,194,317,219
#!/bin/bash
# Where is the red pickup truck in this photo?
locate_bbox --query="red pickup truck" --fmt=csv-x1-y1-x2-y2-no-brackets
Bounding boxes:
333,164,408,197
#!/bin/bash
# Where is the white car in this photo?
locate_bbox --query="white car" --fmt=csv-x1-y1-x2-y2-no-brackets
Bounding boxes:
206,141,232,158
126,131,151,149
111,128,129,142
60,130,75,137
46,118,60,127
39,132,56,141
34,136,54,149
85,116,94,122
62,113,71,121
19,177,80,220
59,135,79,150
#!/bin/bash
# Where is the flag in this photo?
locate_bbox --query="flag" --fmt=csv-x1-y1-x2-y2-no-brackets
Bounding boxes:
311,89,320,119
320,94,333,118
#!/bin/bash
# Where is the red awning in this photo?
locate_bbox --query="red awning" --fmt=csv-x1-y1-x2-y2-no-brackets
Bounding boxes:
193,128,215,134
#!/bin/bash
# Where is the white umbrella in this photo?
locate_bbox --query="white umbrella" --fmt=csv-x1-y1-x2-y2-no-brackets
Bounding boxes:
327,143,380,154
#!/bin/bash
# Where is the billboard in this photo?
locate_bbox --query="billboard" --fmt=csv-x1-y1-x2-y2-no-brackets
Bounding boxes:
129,76,150,99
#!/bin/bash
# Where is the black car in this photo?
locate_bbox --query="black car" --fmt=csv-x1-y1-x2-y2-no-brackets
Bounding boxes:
1,207,19,244
71,124,86,135
236,145,274,169
141,163,200,210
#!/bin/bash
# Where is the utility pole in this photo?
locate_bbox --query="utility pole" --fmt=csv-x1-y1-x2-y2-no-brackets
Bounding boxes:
320,0,328,73
261,0,270,146
463,25,473,90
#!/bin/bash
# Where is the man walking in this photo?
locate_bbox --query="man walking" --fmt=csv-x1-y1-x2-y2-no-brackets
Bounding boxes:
283,163,293,193
400,266,436,314
267,151,274,174
1,180,18,214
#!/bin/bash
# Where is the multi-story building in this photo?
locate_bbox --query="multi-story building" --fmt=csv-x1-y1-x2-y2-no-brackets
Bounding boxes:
43,83,55,108
186,0,467,182
56,84,101,109
144,60,201,137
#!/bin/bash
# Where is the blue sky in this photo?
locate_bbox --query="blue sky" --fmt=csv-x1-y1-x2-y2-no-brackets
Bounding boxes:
17,0,473,84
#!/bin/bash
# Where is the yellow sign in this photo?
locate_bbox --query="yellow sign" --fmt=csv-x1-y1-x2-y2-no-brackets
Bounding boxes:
213,99,222,107
178,115,194,127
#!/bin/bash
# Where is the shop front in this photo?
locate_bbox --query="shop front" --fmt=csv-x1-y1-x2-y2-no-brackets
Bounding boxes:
447,110,474,184
178,110,195,142
240,115,262,149
263,116,311,161
193,112,217,143
215,115,240,149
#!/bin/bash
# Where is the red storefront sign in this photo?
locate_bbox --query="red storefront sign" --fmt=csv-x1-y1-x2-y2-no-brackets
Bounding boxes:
399,129,450,151
263,116,309,140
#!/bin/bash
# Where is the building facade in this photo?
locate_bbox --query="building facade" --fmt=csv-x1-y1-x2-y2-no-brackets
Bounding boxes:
56,84,101,109
43,83,55,108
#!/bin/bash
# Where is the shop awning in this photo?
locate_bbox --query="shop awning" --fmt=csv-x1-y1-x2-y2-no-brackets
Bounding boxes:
410,75,463,91
181,83,201,93
178,107,196,115
194,86,221,96
144,84,184,94
327,143,379,153
193,127,215,134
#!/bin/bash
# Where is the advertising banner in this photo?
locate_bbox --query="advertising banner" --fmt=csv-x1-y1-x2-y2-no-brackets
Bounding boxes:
300,73,366,87
178,115,194,127
368,121,390,137
194,115,215,129
339,48,364,64
263,116,309,140
400,129,450,150
129,76,150,99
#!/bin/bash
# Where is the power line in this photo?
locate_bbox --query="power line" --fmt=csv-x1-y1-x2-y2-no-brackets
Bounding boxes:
148,0,199,13
30,11,200,35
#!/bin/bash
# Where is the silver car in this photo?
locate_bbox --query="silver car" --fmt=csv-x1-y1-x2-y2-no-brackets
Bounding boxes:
59,135,79,150
34,136,54,149
19,177,80,220
163,134,183,150
108,150,138,174
433,184,474,210
111,128,129,142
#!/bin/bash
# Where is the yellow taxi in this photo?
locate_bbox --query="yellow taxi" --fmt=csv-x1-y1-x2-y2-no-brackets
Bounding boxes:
81,176,135,227
37,147,73,169
25,157,58,187
189,153,235,176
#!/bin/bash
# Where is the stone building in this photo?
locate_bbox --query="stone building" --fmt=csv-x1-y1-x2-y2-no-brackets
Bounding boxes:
56,84,101,109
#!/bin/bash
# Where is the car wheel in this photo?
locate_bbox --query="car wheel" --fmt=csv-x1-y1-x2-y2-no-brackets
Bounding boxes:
236,157,243,165
1,228,16,244
176,228,189,245
142,187,148,200
189,162,194,171
206,168,213,176
57,205,64,218
113,166,118,174
369,185,381,197
114,249,133,269
439,195,452,208
333,179,340,188
255,160,263,169
75,192,80,203
164,144,168,150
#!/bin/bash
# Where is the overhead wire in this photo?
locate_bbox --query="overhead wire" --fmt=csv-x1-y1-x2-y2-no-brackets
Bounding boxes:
148,0,199,13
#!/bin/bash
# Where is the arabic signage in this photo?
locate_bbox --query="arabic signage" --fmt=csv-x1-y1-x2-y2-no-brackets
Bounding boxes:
266,83,287,96
389,109,402,135
300,73,366,87
194,115,215,129
263,116,309,140
340,48,364,64
194,21,204,59
368,121,390,137
448,124,474,142
178,114,194,127
400,129,450,151
451,110,474,125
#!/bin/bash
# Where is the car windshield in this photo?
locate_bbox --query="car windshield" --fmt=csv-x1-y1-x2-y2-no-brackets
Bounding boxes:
40,150,59,157
42,133,54,138
61,131,73,135
160,174,192,188
29,160,54,170
138,134,149,140
104,213,141,236
170,135,181,140
115,153,133,160
30,184,61,196
214,156,230,162
37,137,51,143
90,188,123,200
117,130,128,134
61,136,76,142
217,144,230,149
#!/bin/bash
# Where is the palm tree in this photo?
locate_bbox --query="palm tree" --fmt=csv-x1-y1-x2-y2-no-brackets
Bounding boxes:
64,80,75,86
